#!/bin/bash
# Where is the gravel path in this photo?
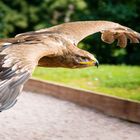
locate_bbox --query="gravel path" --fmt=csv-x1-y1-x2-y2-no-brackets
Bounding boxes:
0,91,140,140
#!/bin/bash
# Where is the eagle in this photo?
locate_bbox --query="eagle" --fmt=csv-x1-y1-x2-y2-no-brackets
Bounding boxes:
0,21,139,112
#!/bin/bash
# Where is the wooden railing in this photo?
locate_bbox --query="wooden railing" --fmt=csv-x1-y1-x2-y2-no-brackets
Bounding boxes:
24,78,140,123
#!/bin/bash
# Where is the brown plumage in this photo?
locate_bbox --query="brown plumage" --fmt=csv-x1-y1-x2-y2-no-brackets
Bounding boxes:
0,21,139,112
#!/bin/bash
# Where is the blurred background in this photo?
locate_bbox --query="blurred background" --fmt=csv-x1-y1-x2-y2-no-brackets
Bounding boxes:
0,0,140,100
0,0,140,65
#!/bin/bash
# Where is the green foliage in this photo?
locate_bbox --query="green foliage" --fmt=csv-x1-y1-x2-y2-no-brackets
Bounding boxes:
33,65,140,101
0,0,140,64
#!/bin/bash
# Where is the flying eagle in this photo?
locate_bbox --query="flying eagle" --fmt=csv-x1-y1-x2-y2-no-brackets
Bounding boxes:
0,21,139,112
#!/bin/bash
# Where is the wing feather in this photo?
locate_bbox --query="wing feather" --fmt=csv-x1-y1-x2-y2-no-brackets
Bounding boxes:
0,44,37,112
47,21,140,46
0,35,63,112
17,21,140,47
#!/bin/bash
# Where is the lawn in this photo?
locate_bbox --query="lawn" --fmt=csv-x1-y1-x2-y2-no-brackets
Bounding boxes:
33,65,140,101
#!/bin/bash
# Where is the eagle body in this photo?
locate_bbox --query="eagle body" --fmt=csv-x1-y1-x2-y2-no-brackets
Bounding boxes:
0,20,139,112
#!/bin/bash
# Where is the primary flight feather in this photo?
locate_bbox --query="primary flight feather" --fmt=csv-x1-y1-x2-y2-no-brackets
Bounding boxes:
0,20,139,112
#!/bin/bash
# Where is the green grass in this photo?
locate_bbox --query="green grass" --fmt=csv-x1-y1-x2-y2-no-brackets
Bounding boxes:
33,65,140,101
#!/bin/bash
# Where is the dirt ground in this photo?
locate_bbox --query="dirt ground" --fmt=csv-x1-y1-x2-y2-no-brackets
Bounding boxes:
0,91,140,140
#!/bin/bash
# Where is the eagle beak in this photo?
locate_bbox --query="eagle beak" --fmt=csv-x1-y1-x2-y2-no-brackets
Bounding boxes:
95,61,99,68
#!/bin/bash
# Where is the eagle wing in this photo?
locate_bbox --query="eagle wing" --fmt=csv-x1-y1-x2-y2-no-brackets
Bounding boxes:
17,21,140,48
0,37,56,111
0,43,37,111
47,21,140,48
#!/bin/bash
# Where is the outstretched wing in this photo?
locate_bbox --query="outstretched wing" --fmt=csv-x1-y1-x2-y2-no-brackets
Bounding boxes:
0,34,66,112
17,21,140,48
0,40,48,112
47,21,140,47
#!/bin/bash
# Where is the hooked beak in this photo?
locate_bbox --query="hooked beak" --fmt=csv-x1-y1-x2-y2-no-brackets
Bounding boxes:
95,61,99,68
